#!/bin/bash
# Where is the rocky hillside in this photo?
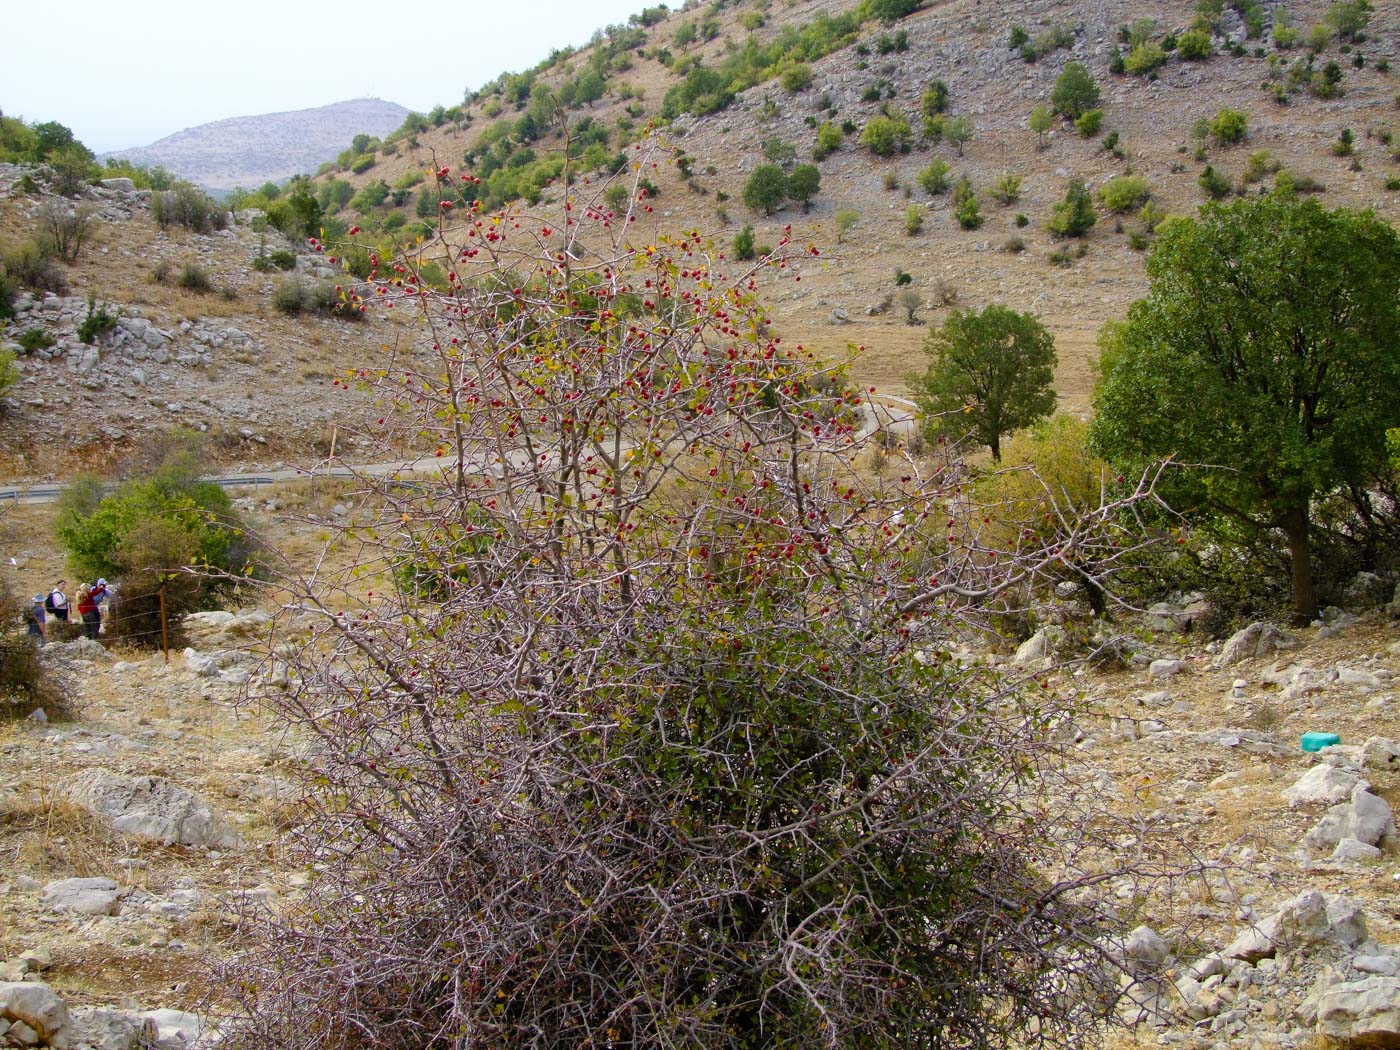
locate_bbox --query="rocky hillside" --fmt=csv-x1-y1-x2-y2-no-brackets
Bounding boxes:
0,166,398,482
306,0,1400,406
104,99,410,194
3,0,1398,481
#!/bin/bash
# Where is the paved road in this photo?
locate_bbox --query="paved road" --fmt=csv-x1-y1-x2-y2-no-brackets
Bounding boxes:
0,401,915,506
0,461,452,506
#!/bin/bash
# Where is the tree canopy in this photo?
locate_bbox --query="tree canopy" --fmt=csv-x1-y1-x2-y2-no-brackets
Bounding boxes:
1090,193,1400,621
742,163,788,214
1051,61,1100,119
910,304,1058,460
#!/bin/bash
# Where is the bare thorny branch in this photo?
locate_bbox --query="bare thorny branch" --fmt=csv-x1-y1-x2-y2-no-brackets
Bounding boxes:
221,139,1207,1050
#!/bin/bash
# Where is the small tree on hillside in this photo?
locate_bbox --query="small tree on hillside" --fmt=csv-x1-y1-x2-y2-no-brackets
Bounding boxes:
859,0,920,23
835,207,860,242
742,163,788,214
910,304,1058,460
1091,194,1400,622
1052,61,1101,119
860,114,912,155
1030,104,1054,148
1049,179,1097,236
944,114,974,156
786,163,821,210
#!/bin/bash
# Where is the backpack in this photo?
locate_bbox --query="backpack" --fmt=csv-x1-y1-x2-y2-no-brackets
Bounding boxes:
44,592,57,613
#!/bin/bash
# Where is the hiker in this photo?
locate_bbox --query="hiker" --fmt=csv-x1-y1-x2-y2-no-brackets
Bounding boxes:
25,594,45,643
46,581,69,622
89,578,109,634
77,584,101,640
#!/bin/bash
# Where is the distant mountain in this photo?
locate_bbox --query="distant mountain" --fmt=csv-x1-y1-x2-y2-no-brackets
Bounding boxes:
104,98,410,193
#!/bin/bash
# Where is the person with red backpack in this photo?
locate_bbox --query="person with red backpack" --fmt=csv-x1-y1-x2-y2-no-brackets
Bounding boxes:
77,584,100,640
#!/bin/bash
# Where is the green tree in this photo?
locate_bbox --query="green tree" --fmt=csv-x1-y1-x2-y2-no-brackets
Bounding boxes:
575,69,606,105
834,208,860,243
813,121,843,160
944,114,974,156
859,114,911,156
1176,27,1213,59
732,223,756,260
1325,0,1372,42
762,136,798,169
910,304,1058,460
1090,195,1400,621
1209,108,1248,145
0,349,17,397
1051,61,1100,119
1124,42,1168,75
30,121,83,160
1048,179,1097,236
918,158,951,195
743,163,789,214
921,80,950,128
54,432,253,644
786,163,821,210
1030,104,1053,148
955,191,983,229
859,0,919,23
1074,109,1104,137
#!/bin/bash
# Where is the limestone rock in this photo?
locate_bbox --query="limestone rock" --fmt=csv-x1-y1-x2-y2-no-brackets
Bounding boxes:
67,1007,158,1050
1013,627,1060,667
1360,736,1400,772
140,1009,208,1046
1332,837,1383,863
1214,622,1298,669
60,769,240,849
1315,976,1400,1046
1123,925,1171,971
1350,785,1398,850
1283,764,1361,806
0,982,72,1048
1222,891,1366,963
41,877,122,916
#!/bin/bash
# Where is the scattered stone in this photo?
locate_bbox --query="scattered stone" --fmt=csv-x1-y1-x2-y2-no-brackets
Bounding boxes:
1331,837,1383,863
1123,925,1171,972
1282,764,1361,806
0,982,72,1048
60,769,240,849
1355,957,1400,977
1214,622,1298,668
1149,658,1184,678
67,1007,158,1050
140,1009,207,1046
1315,976,1400,1046
40,877,122,916
1360,736,1400,772
1013,627,1060,667
1222,891,1366,963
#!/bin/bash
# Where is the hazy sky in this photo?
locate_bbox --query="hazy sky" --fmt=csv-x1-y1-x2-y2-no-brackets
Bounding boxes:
4,0,652,153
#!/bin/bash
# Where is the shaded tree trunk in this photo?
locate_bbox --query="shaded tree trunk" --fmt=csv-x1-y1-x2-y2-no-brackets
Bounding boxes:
1279,502,1317,625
